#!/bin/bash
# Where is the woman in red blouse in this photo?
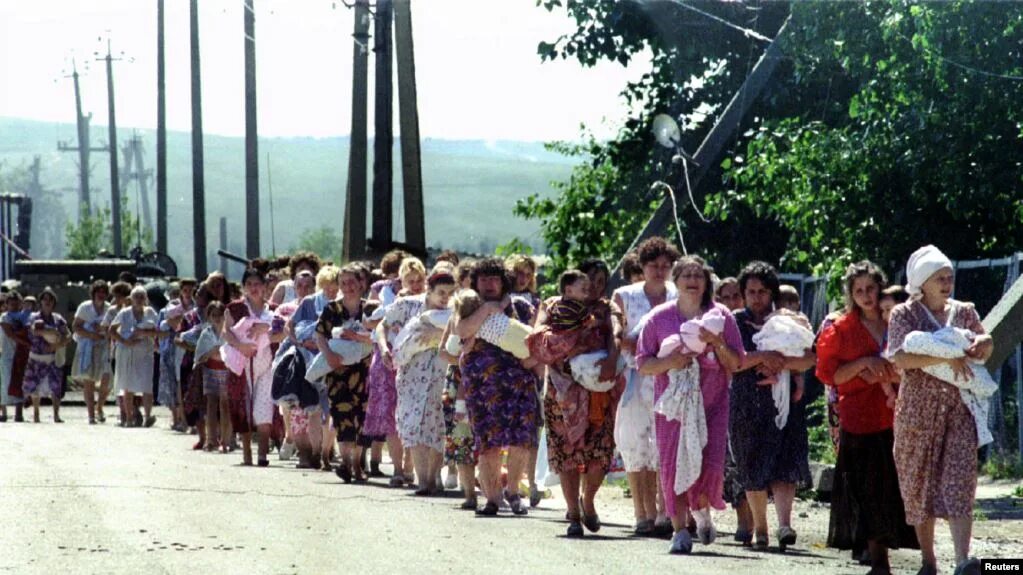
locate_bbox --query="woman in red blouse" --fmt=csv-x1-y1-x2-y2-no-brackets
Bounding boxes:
816,261,918,575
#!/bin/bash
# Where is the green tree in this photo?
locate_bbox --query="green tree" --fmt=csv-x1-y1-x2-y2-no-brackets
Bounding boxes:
292,226,341,264
65,199,154,260
530,1,1023,283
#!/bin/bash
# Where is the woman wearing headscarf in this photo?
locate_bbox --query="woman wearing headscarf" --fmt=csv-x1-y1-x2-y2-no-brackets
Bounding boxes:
887,246,992,575
110,286,160,427
817,261,918,574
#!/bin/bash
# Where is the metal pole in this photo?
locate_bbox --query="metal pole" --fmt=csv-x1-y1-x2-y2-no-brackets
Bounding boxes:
5,203,12,280
104,40,122,256
156,0,168,254
244,0,260,259
72,62,90,215
190,0,208,278
1,202,7,281
341,0,371,261
371,0,394,252
393,0,425,252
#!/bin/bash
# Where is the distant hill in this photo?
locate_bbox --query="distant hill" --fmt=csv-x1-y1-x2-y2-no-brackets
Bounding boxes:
0,116,572,273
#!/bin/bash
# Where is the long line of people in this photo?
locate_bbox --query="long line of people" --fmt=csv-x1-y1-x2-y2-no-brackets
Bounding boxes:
0,242,994,575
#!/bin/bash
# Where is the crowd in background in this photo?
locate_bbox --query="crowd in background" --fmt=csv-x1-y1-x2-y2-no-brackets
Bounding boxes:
0,240,996,575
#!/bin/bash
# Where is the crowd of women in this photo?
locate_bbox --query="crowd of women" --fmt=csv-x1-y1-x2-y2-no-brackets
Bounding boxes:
0,240,995,575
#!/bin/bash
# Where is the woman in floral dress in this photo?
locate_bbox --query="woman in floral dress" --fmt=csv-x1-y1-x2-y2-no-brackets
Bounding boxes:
23,289,70,423
392,271,457,495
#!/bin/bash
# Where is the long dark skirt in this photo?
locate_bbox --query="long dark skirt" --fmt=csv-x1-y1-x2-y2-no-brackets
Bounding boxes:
828,428,919,551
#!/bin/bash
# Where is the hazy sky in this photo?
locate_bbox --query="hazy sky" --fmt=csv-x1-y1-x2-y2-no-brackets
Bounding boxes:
0,0,650,141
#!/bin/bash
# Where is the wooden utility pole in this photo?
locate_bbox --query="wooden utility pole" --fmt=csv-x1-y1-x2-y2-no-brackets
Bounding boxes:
609,18,791,287
122,136,154,236
156,0,168,254
190,0,208,277
371,0,394,252
393,0,425,253
219,217,229,274
244,0,260,259
99,39,123,256
341,0,371,261
57,59,105,219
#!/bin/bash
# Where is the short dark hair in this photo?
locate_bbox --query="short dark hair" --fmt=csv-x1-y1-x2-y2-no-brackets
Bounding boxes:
241,267,265,286
6,290,21,301
288,251,322,276
842,260,888,313
881,284,909,304
714,276,738,297
620,251,643,281
558,269,588,295
636,236,681,266
179,277,198,288
38,287,58,305
777,284,801,307
118,271,137,285
435,250,460,266
428,271,456,290
110,281,132,299
578,258,609,279
206,300,225,317
470,258,513,295
671,255,715,309
89,279,109,297
380,249,410,277
737,261,780,302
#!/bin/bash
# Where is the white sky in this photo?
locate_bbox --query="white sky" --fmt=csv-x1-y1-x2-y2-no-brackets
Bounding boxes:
0,0,651,141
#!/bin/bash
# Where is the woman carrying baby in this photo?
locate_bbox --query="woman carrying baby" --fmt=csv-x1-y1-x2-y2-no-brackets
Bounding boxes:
729,261,815,552
816,261,918,574
110,286,160,427
534,261,623,537
223,268,285,466
887,246,992,575
636,256,743,554
23,288,72,423
316,264,375,482
392,270,457,495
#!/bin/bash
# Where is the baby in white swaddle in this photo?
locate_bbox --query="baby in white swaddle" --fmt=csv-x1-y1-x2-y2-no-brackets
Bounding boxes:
752,309,815,430
452,289,530,359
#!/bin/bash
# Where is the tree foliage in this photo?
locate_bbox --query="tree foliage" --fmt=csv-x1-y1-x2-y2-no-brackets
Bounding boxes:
65,200,153,260
529,0,1023,283
292,226,341,265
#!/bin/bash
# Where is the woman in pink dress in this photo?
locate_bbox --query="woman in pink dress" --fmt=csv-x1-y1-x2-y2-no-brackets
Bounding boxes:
636,256,744,555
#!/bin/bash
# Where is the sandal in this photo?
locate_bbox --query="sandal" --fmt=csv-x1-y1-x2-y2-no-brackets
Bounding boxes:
144,416,156,428
754,532,769,551
634,519,655,536
508,494,528,516
475,501,499,516
566,519,584,538
257,459,270,468
777,526,797,552
459,498,478,511
192,440,204,451
389,476,404,488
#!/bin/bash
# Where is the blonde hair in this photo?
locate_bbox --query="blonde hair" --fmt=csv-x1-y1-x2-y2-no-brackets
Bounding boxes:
316,265,341,291
399,257,426,282
505,254,537,293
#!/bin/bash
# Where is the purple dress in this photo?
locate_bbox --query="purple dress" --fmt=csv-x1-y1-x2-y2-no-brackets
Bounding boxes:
460,298,539,452
636,301,743,517
22,312,69,398
363,296,424,438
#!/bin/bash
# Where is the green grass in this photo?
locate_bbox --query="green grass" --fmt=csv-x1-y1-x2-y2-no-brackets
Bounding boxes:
981,452,1023,480
1012,485,1023,498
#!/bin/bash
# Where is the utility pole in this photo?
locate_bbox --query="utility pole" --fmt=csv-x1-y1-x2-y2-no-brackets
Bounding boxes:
190,0,208,277
156,0,168,254
393,0,425,253
57,59,105,220
98,39,123,256
341,0,371,261
244,0,260,259
122,136,154,237
371,0,394,253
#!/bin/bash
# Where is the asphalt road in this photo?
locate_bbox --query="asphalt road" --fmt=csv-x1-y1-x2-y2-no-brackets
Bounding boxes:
2,405,1021,575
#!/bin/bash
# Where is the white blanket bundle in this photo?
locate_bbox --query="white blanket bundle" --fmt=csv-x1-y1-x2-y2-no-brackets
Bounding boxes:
751,314,815,430
567,350,622,393
305,324,374,384
901,327,995,447
392,309,452,367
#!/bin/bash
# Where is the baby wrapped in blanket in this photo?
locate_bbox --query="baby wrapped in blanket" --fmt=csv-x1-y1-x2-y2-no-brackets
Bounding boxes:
220,315,273,376
305,322,374,384
453,290,530,359
653,308,726,496
392,308,452,367
900,326,996,446
751,310,815,430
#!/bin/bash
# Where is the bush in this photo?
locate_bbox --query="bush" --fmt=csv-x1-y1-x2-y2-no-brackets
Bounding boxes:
981,452,1023,480
807,394,837,465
